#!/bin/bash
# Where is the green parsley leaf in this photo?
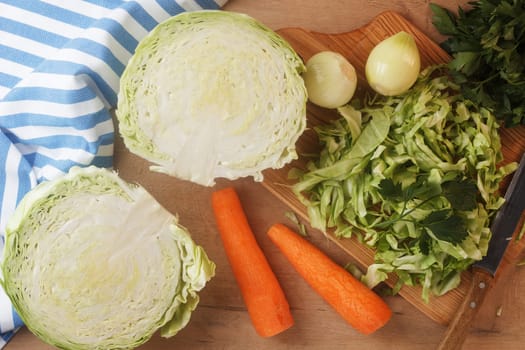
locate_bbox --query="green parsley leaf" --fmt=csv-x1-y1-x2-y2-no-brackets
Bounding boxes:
419,232,432,255
442,179,478,211
429,3,458,36
378,178,404,201
422,210,468,244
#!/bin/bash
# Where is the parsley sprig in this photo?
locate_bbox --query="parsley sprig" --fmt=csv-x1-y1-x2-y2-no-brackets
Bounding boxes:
431,1,525,127
377,178,478,250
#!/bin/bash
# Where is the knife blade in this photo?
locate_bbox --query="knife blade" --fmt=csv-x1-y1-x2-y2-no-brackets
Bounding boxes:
475,152,525,275
438,152,525,350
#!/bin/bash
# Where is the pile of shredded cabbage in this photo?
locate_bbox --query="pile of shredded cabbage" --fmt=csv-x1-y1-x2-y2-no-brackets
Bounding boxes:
293,66,517,301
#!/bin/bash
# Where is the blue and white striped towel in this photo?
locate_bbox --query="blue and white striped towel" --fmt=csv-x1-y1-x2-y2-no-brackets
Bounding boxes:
0,0,227,347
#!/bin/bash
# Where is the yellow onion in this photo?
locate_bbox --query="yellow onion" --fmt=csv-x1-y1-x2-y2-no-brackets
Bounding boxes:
302,51,357,109
365,31,420,96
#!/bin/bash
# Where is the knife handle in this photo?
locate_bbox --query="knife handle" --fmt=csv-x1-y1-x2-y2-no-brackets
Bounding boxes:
437,269,494,350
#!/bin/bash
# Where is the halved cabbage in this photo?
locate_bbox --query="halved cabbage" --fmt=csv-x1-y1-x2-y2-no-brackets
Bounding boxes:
1,166,215,350
116,10,307,186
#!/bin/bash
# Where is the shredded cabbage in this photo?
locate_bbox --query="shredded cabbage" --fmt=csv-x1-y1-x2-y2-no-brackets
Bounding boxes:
1,166,215,350
116,10,307,186
293,66,517,301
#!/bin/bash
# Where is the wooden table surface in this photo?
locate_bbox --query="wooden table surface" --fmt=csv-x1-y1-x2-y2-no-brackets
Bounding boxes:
6,1,525,349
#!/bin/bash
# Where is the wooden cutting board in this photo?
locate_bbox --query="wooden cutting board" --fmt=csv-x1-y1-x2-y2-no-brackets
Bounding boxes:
262,11,525,326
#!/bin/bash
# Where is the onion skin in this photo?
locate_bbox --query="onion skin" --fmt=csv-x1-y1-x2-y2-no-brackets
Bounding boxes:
303,51,357,109
365,31,420,96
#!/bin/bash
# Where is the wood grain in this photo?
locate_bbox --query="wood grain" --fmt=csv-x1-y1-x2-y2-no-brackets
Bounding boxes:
261,11,525,326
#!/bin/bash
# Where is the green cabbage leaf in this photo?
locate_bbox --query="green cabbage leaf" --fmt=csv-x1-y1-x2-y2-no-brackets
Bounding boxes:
116,10,307,186
1,166,215,350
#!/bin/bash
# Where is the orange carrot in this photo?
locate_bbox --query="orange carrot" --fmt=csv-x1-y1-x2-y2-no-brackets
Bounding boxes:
211,187,294,337
267,223,392,335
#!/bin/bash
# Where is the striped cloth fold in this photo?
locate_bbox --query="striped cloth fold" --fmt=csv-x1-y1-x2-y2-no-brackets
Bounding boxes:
0,0,227,347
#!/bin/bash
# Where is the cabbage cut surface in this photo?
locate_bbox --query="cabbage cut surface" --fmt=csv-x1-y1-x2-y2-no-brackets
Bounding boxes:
1,166,215,350
116,10,307,186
